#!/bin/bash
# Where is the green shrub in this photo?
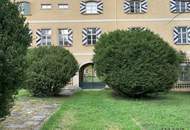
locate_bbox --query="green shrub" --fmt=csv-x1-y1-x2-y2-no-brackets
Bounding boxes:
25,46,78,97
0,0,31,118
93,29,183,97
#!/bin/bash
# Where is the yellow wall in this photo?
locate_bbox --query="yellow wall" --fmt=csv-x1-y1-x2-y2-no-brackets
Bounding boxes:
14,0,190,87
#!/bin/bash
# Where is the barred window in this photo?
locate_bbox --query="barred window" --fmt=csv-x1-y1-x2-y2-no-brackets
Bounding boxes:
129,0,141,13
87,28,97,45
41,29,51,46
179,63,190,81
58,29,70,46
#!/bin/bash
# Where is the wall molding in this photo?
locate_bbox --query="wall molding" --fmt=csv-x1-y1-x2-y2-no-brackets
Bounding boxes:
28,18,190,24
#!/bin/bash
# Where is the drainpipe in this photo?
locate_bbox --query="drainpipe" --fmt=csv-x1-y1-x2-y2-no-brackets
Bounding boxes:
115,0,118,30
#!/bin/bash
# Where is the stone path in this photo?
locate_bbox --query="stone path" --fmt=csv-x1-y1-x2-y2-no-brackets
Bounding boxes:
0,98,60,130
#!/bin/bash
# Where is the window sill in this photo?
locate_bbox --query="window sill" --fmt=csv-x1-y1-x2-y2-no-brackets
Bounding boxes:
175,43,190,45
125,12,147,14
82,13,102,15
84,44,95,47
171,11,190,14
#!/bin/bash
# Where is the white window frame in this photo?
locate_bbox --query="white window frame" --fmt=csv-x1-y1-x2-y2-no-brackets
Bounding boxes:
177,27,188,44
86,2,98,14
41,29,51,46
58,29,70,46
41,4,52,9
129,0,141,13
58,4,69,9
87,28,97,45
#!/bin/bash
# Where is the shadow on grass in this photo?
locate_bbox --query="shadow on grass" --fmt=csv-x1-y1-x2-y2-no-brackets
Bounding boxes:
108,90,179,101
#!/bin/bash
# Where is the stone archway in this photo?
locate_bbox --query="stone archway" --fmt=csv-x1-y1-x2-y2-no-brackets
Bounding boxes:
79,63,105,89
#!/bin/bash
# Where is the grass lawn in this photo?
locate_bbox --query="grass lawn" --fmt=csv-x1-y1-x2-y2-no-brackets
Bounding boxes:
41,90,190,130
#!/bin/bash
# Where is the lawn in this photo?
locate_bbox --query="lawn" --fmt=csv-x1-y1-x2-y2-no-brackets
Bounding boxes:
41,90,190,130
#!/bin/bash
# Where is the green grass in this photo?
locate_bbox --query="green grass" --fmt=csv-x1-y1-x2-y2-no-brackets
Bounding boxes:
41,90,190,130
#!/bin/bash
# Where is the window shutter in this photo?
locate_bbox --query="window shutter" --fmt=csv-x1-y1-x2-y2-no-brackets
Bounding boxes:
97,1,103,14
170,0,177,13
188,27,190,43
123,0,130,13
36,29,42,46
140,0,148,13
80,1,86,14
96,28,102,41
68,29,73,45
187,2,190,12
29,30,33,46
173,27,179,44
82,28,88,45
23,2,31,15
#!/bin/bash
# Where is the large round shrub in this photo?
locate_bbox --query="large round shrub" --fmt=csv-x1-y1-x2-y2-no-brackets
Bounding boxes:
25,46,78,97
93,29,183,97
0,0,31,118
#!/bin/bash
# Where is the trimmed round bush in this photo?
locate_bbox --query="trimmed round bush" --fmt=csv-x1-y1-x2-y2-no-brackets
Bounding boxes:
93,29,183,97
25,46,78,97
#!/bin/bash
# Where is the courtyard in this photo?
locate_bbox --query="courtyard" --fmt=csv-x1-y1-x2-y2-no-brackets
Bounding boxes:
1,89,190,130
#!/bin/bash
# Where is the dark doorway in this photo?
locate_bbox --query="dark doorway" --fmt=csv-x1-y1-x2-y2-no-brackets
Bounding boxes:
79,63,106,89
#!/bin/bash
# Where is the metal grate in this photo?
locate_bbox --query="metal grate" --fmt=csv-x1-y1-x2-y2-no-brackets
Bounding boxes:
175,58,190,88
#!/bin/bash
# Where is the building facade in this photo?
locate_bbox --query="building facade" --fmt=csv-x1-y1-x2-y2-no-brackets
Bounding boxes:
16,0,190,89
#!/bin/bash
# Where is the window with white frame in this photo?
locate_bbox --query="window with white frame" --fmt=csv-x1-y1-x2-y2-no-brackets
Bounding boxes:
41,4,52,9
58,29,70,46
176,0,188,12
129,0,141,13
87,28,97,45
58,4,69,9
19,2,31,15
177,27,188,44
41,29,51,46
86,2,98,14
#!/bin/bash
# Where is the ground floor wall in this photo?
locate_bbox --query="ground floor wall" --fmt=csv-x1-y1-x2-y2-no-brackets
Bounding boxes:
28,20,190,88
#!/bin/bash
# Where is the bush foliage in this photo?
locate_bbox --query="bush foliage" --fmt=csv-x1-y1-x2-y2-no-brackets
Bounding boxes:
0,0,31,118
25,46,78,97
93,29,183,97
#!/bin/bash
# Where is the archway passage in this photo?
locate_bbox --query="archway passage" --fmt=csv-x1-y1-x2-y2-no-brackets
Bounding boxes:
79,63,106,89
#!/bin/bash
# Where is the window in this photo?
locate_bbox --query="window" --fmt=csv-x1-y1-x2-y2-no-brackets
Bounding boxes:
19,2,31,15
41,4,52,9
86,2,98,14
179,63,190,81
129,0,141,13
58,29,70,46
87,28,97,45
124,0,147,14
170,0,190,13
41,29,51,46
176,0,188,12
58,4,69,9
177,27,188,44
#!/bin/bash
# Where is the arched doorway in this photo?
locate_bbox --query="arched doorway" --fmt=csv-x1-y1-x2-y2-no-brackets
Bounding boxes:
79,63,106,89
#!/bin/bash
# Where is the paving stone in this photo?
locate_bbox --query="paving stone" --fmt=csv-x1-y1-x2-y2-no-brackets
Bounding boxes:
0,98,59,130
